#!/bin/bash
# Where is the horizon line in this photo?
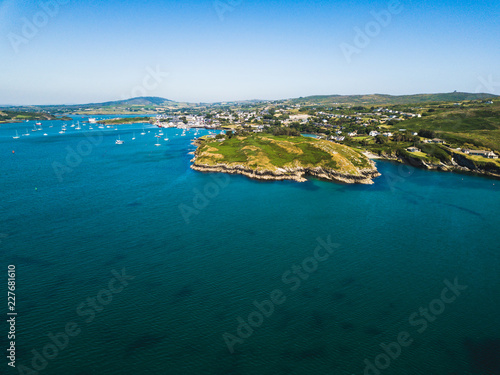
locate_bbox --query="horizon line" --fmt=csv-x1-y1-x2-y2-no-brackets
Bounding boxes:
1,91,498,107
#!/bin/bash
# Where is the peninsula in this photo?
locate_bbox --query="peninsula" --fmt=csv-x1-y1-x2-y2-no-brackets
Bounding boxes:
191,133,380,184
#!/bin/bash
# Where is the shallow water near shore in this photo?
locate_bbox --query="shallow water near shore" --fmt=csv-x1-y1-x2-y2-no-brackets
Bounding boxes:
1,117,499,374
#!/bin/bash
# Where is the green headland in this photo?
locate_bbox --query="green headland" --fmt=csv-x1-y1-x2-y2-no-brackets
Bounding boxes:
191,133,380,184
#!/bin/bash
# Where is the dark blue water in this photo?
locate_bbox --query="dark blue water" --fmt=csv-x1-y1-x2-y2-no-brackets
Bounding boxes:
1,117,499,375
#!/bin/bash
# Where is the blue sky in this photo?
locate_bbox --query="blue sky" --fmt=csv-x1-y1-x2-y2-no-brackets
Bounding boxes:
0,0,499,104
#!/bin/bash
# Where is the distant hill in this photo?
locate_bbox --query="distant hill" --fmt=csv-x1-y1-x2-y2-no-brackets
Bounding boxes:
4,93,498,112
80,96,175,108
5,97,180,114
286,92,498,106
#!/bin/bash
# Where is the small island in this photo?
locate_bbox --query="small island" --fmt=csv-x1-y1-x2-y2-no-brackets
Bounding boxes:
191,133,380,184
0,110,71,123
96,116,153,125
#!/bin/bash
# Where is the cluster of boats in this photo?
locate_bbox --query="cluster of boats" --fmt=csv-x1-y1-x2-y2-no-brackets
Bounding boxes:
116,129,170,146
13,121,84,138
113,127,206,146
59,121,83,133
114,127,205,146
13,120,211,147
13,123,49,138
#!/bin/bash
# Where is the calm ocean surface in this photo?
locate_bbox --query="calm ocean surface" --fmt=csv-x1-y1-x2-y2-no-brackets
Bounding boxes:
1,116,499,375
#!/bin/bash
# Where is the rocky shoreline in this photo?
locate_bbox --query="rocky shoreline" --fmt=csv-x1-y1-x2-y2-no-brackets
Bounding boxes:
377,150,500,179
191,162,381,184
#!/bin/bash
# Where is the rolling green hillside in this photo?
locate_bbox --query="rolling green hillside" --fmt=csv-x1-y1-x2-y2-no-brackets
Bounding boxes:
287,92,497,106
389,101,500,150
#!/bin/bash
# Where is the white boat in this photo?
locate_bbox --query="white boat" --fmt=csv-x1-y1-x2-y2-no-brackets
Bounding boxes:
32,125,37,132
13,130,20,139
140,127,146,135
164,137,169,141
154,140,161,146
89,126,94,130
75,122,81,130
98,125,104,129
43,133,48,136
36,122,42,126
23,129,30,136
115,135,124,145
132,132,136,140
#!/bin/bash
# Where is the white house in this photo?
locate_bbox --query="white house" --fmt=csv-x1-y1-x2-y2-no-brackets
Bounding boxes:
467,150,498,159
430,138,445,144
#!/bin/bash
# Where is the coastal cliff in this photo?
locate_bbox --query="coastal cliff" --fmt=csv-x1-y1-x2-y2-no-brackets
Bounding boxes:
394,148,500,178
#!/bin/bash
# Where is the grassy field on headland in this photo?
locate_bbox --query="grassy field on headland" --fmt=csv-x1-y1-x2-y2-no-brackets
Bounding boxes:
194,134,374,176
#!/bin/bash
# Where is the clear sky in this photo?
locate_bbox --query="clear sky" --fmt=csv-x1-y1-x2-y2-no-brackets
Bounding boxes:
0,0,499,105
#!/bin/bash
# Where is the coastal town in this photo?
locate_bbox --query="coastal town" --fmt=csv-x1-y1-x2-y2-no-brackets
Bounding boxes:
148,98,499,173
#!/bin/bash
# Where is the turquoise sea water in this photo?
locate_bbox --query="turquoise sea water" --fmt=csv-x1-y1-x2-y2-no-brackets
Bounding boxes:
1,117,499,375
